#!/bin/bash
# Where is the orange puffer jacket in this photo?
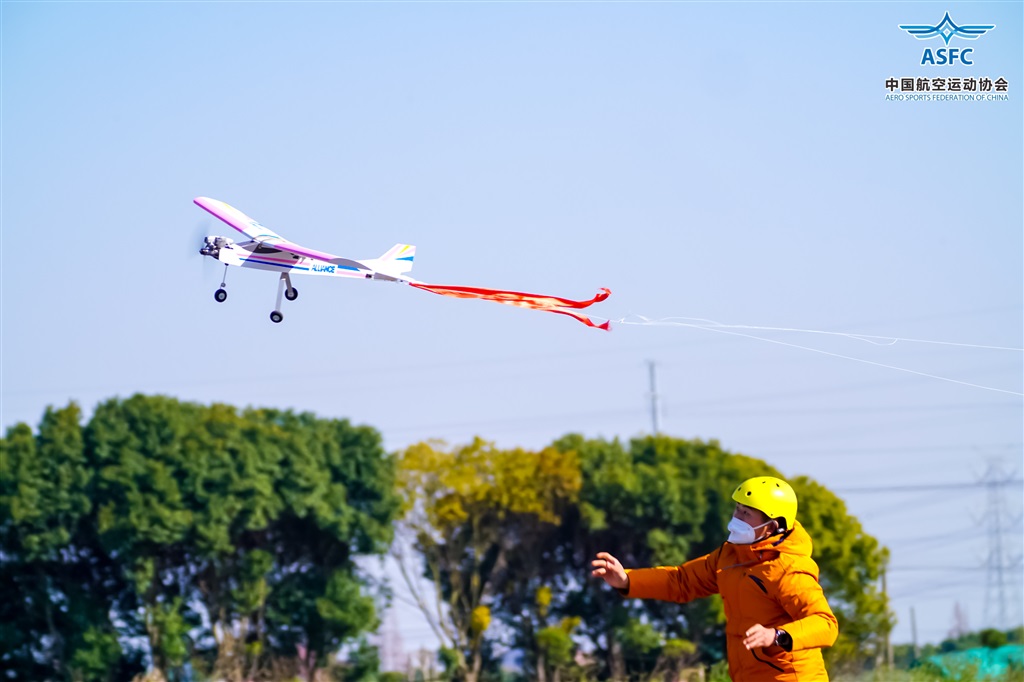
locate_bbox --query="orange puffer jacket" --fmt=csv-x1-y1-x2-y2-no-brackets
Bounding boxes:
623,520,838,681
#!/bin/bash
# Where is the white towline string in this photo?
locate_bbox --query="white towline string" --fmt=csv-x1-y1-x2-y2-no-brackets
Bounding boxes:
610,316,1024,352
599,316,1023,397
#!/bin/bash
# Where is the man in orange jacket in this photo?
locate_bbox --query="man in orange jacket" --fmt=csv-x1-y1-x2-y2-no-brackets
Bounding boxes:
591,476,838,681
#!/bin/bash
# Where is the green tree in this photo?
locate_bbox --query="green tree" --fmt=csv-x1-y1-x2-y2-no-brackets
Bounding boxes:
539,435,754,679
341,636,386,682
2,395,399,682
1,404,136,681
527,434,890,680
790,476,892,673
251,408,397,680
395,438,581,682
85,395,203,677
980,628,1009,649
536,616,582,682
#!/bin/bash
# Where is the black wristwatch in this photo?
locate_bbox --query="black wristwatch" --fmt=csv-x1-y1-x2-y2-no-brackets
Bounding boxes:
774,629,793,652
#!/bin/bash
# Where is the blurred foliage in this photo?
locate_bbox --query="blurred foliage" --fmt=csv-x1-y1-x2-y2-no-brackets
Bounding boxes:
396,438,582,682
983,630,1011,649
896,626,1024,665
789,475,892,675
1,395,398,681
889,627,1024,682
4,400,893,682
838,655,1024,682
399,433,891,682
521,434,891,680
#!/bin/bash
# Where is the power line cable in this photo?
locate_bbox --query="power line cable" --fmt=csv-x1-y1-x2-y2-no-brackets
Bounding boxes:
833,480,1023,494
759,443,1021,456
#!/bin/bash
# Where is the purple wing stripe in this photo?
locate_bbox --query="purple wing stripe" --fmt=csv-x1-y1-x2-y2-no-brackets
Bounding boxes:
194,196,364,267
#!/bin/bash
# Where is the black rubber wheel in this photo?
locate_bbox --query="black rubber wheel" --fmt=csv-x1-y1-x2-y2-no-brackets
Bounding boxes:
214,288,227,303
285,287,298,301
270,311,283,323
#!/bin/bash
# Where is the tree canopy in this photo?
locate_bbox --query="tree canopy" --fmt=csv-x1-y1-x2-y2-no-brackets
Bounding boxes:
1,395,400,681
397,434,892,681
3,399,891,681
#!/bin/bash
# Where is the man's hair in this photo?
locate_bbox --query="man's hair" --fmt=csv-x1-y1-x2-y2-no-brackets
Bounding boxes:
738,503,772,525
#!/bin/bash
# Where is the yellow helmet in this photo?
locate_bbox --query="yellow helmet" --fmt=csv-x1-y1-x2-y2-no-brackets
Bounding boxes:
732,477,798,530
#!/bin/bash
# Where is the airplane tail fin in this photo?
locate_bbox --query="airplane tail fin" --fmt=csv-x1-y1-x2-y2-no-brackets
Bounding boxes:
360,244,416,277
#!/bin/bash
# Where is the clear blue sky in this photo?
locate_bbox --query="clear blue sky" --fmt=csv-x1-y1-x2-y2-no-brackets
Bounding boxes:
3,0,1021,653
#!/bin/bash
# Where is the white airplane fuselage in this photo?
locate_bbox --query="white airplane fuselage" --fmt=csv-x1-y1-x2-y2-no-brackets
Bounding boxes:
203,236,374,280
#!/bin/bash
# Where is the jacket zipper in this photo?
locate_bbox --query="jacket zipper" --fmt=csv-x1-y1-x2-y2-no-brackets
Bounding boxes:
751,649,785,674
748,574,768,594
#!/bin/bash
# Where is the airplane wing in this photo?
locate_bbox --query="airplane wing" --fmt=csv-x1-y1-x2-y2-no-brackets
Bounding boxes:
194,197,369,271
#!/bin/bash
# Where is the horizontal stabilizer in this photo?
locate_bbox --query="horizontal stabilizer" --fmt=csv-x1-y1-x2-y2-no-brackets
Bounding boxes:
358,243,416,277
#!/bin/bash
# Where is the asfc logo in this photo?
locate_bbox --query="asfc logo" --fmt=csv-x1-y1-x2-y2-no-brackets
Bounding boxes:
899,12,996,65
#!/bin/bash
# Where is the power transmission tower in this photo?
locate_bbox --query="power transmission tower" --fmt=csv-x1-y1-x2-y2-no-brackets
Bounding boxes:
981,457,1023,630
647,360,661,435
910,607,920,659
379,607,406,672
949,601,969,640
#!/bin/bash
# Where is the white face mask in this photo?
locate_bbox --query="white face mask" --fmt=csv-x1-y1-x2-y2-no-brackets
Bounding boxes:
727,517,773,545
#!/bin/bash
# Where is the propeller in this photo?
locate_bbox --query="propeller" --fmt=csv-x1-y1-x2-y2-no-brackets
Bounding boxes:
192,220,220,284
191,220,211,257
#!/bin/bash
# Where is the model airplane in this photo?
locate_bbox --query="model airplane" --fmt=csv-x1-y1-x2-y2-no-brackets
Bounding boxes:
195,196,611,329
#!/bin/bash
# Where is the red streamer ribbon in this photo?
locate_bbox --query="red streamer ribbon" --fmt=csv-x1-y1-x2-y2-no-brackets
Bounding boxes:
410,284,611,330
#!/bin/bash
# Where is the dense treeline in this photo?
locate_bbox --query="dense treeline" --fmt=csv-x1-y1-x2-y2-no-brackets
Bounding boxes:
397,435,890,682
2,396,891,681
1,397,399,681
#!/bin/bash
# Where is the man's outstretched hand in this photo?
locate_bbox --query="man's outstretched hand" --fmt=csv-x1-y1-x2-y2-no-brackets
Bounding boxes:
743,624,775,650
591,552,629,591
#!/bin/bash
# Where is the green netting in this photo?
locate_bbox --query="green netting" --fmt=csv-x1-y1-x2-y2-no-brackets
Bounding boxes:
926,645,1024,679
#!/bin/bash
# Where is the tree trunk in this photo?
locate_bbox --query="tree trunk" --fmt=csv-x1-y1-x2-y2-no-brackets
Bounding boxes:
608,633,626,681
466,648,483,682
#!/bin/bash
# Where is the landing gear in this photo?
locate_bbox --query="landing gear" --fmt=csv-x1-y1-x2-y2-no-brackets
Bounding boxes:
213,264,229,303
270,272,295,323
208,267,299,322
